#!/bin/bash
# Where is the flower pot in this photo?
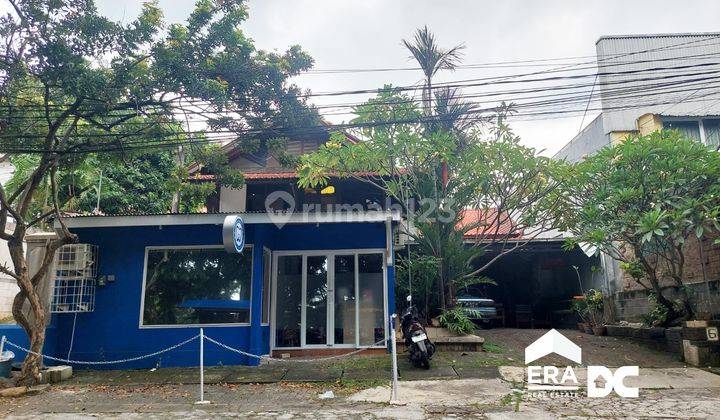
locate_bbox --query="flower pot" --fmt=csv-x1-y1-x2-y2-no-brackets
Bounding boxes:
592,325,607,336
584,325,594,334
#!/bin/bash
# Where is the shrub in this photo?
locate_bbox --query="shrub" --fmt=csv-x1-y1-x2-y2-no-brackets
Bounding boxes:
571,299,589,323
641,293,672,327
438,306,478,335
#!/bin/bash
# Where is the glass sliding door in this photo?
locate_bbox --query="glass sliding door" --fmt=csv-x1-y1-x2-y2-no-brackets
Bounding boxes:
333,255,356,345
358,253,385,346
305,255,328,345
272,250,386,349
275,255,302,348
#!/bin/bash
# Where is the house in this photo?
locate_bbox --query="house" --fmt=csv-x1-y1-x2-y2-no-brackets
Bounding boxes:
0,126,399,367
554,32,720,321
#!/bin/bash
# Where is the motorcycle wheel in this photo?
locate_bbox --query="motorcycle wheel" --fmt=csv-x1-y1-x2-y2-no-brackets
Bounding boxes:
421,357,430,369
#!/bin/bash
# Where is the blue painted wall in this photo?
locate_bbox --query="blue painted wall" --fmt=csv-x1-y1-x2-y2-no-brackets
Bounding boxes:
26,221,395,369
0,323,58,364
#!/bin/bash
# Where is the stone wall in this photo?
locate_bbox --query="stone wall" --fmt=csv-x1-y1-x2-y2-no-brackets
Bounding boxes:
612,281,720,322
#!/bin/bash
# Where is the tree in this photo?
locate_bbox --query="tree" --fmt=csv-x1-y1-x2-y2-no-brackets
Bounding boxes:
6,151,177,216
401,26,464,117
298,88,563,311
0,0,316,384
561,130,720,324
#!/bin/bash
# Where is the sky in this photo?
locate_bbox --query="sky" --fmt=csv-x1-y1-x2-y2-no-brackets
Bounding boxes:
9,0,720,155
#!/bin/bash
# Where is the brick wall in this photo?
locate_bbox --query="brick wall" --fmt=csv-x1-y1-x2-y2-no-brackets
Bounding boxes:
610,235,720,321
620,235,720,291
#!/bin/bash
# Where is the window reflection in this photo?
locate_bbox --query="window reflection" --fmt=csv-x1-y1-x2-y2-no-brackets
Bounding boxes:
142,247,252,325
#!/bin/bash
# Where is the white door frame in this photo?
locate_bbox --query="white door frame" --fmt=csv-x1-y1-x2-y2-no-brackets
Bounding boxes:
270,248,387,351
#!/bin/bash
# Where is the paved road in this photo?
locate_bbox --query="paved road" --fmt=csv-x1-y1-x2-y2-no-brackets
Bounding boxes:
2,366,719,419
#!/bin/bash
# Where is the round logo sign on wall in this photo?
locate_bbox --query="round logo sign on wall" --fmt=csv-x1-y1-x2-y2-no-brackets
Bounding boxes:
223,215,245,253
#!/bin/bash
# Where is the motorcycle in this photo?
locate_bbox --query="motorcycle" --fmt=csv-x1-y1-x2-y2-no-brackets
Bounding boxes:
400,296,435,369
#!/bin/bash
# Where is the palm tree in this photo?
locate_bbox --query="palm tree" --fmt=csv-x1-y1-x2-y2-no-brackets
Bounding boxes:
402,27,466,310
402,26,465,116
432,87,481,150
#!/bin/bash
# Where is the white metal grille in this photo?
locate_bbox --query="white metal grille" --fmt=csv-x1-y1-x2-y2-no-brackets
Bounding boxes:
50,244,98,313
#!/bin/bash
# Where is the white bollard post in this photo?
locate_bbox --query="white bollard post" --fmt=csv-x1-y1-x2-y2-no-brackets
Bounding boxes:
195,328,209,405
390,314,400,405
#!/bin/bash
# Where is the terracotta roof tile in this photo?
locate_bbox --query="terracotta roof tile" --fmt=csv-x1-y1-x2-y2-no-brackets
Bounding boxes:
458,208,522,239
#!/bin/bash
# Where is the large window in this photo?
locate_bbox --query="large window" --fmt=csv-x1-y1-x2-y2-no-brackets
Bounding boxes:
664,120,701,141
142,247,253,326
704,119,720,147
663,118,720,147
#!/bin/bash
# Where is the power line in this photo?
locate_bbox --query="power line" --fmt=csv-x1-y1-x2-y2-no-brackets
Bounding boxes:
4,35,720,155
5,51,720,109
4,87,720,155
305,37,720,74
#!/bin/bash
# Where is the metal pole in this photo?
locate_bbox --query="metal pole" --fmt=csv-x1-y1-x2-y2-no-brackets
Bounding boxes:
195,328,209,405
390,314,400,404
0,335,5,355
95,170,103,212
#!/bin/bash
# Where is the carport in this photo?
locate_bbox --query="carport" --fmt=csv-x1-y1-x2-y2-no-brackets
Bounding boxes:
468,240,600,329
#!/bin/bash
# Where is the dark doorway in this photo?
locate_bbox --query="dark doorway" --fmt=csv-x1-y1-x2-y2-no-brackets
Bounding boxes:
467,241,600,328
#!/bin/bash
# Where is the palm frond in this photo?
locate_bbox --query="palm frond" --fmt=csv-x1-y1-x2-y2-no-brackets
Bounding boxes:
402,26,465,80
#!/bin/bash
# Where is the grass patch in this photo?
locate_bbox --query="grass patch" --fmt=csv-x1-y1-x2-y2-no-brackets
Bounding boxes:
482,342,504,354
282,378,390,394
336,378,390,391
499,391,523,412
334,355,391,371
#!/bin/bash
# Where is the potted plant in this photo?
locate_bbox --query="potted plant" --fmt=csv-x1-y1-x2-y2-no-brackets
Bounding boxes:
586,289,606,335
571,298,590,332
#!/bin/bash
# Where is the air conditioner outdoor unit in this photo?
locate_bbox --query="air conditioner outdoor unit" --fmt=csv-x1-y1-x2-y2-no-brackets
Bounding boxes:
50,244,98,313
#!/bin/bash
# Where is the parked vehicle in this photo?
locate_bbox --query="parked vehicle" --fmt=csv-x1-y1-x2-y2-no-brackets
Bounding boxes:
400,298,435,369
456,296,497,329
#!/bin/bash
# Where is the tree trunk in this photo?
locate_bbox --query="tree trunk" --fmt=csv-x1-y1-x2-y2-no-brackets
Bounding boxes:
8,227,73,385
8,237,46,385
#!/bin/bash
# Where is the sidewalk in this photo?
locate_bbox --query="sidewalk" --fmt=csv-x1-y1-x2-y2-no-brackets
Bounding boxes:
63,351,501,386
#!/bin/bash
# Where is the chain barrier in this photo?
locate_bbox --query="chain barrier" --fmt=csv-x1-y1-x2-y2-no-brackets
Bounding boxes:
204,335,389,363
2,334,199,366
2,334,389,366
2,326,401,404
3,333,390,366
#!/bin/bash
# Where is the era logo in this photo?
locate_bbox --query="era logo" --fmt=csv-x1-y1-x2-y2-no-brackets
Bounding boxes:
587,366,639,398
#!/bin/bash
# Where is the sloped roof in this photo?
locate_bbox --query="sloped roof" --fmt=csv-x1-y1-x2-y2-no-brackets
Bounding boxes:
189,170,390,182
457,208,522,239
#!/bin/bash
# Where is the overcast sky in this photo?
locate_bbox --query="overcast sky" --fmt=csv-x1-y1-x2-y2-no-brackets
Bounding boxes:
14,1,720,154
